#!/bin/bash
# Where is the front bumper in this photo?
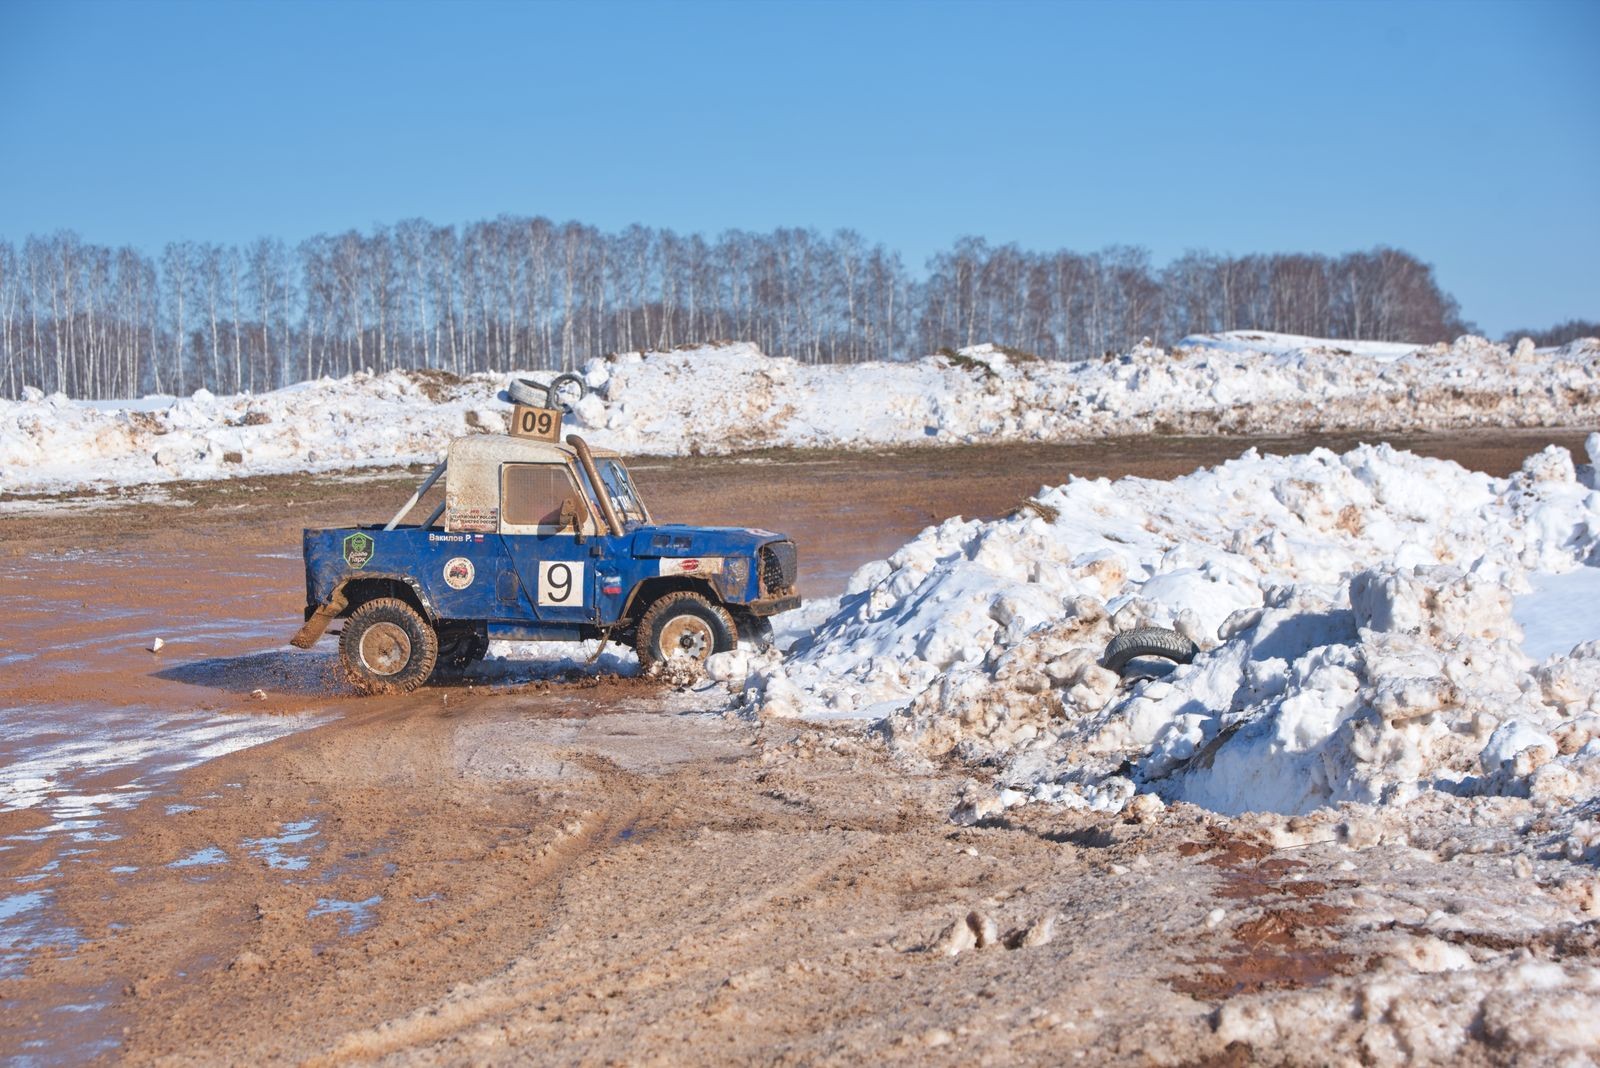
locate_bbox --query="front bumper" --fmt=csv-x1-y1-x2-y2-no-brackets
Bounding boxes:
747,594,802,617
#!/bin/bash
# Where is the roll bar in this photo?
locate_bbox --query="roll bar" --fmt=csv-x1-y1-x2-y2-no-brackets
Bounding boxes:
384,458,447,531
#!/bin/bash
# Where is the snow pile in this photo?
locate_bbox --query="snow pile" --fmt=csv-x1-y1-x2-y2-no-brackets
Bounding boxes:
4,331,1599,494
583,332,1600,455
735,437,1600,819
0,372,512,494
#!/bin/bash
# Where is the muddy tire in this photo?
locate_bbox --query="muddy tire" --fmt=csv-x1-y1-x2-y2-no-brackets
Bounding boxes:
635,592,736,668
340,597,439,695
1103,627,1198,676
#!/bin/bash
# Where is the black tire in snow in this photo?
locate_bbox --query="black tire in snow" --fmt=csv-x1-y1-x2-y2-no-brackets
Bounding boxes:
507,374,587,412
543,372,586,412
1102,626,1198,676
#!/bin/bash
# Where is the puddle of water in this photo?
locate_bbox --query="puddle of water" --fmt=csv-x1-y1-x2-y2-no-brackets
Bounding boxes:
0,888,83,981
244,819,320,871
616,823,658,843
1,977,123,1066
0,890,48,923
169,846,228,869
307,894,381,935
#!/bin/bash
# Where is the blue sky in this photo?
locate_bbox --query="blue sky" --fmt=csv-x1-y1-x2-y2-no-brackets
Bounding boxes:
0,0,1594,336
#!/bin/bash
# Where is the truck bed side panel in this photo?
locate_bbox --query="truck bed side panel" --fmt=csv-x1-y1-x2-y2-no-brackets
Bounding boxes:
303,527,522,622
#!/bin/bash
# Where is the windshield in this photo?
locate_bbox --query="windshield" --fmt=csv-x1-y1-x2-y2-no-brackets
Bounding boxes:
597,458,649,526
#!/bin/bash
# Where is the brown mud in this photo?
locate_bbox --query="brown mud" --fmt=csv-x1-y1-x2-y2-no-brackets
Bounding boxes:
0,428,1594,1065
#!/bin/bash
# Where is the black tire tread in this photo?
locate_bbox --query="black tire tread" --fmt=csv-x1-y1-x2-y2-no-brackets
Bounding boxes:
507,374,587,411
544,372,587,411
1103,626,1198,676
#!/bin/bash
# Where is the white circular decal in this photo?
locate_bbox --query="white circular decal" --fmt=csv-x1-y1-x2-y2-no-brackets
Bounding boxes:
443,556,475,590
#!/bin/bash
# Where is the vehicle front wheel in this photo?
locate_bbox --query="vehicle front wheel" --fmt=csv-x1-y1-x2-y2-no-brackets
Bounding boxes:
635,592,736,668
340,597,439,695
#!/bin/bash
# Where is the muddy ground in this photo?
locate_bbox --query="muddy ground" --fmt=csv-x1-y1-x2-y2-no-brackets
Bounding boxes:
2,429,1597,1065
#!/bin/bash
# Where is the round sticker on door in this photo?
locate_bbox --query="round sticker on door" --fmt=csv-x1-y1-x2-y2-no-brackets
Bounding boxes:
443,557,475,590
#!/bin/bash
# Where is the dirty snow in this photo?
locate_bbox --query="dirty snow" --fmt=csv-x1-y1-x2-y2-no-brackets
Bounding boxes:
3,331,1597,495
726,435,1600,828
0,706,322,819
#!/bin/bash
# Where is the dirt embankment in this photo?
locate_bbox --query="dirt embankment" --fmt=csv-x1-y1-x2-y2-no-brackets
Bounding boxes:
2,429,1597,1065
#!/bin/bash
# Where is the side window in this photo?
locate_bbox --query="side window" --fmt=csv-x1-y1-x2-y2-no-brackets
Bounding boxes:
500,463,584,532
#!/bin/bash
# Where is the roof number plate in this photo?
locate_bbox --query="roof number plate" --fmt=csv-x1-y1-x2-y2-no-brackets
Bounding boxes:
512,404,563,443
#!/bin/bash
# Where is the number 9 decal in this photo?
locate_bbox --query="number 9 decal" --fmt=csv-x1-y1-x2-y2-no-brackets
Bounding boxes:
537,561,585,607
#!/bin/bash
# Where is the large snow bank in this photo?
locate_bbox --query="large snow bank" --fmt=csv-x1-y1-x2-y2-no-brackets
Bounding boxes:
3,331,1598,495
584,331,1600,455
733,437,1600,820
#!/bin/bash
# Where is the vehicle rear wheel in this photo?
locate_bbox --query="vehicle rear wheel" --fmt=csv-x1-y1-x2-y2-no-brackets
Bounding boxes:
340,597,439,695
635,592,736,668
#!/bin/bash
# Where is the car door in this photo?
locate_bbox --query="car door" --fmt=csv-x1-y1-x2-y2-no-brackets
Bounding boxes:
497,461,599,626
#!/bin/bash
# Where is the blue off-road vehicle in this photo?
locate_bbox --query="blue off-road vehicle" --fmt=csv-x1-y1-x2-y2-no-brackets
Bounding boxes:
290,423,800,694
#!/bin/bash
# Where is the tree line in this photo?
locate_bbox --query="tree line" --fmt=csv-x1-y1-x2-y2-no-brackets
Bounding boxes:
0,218,1490,400
1498,319,1600,349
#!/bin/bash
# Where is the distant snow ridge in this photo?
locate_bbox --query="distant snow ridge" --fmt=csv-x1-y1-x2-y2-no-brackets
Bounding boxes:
2,331,1598,494
735,439,1600,820
585,332,1600,454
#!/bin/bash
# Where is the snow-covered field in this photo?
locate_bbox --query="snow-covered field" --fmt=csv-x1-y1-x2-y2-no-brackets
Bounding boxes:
3,331,1597,495
716,436,1600,841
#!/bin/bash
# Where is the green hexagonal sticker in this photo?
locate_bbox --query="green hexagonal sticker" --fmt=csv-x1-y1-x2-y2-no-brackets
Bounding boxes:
343,532,374,569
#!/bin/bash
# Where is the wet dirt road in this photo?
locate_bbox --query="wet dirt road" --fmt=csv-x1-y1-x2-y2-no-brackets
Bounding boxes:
0,428,1592,1065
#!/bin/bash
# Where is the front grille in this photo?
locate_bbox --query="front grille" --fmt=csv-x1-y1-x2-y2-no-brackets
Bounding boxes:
760,541,797,594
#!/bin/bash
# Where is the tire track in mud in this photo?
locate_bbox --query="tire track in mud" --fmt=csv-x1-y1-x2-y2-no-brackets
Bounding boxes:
305,746,915,1064
13,692,684,1066
307,760,675,1065
1164,830,1362,1001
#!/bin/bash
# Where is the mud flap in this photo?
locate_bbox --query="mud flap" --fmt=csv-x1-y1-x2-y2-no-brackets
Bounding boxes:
736,614,775,652
290,587,349,650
